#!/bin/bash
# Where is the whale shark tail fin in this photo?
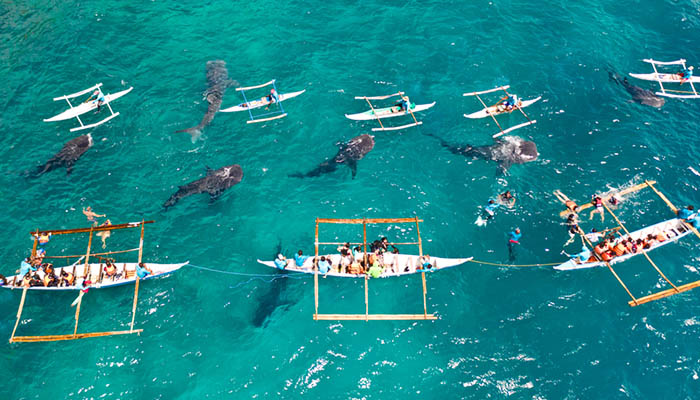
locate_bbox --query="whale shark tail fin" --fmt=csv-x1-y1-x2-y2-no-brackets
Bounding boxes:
175,127,203,143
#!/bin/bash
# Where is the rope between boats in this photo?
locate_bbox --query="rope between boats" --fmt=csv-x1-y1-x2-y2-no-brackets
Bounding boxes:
186,263,307,277
467,259,562,268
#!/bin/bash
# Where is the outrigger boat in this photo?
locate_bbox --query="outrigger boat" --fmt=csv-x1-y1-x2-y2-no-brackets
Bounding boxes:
629,59,700,99
554,218,691,271
6,220,187,343
258,253,472,278
345,91,435,132
259,217,471,321
220,79,305,123
44,83,133,131
553,180,700,307
463,85,539,138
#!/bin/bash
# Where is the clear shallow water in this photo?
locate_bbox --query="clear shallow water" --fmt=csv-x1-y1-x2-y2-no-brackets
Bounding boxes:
1,0,700,398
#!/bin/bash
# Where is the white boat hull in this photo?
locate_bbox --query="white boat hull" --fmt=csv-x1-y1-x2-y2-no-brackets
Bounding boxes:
464,97,541,119
554,218,691,271
220,90,306,113
345,102,436,121
44,87,134,122
629,73,700,84
258,253,471,278
2,261,187,290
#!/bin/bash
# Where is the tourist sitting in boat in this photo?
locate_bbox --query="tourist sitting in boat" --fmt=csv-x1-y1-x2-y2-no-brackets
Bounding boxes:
30,273,43,287
417,255,433,271
589,195,604,222
43,263,54,275
317,256,331,276
295,250,309,268
352,246,363,259
273,254,288,270
656,230,667,242
624,238,638,253
59,269,75,287
600,250,613,262
340,253,353,273
43,272,58,287
136,262,154,279
21,272,32,288
612,240,627,257
679,66,694,84
594,241,608,257
499,191,516,207
104,261,119,280
347,260,363,275
498,95,519,112
367,259,384,278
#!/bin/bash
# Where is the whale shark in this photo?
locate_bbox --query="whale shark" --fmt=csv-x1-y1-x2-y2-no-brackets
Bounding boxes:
34,133,93,175
290,134,375,179
609,71,665,108
163,164,243,208
430,134,538,173
176,60,238,142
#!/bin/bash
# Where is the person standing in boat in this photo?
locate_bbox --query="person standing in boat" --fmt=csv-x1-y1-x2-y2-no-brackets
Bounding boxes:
589,195,604,222
679,66,694,84
500,94,519,112
264,89,279,110
86,89,106,111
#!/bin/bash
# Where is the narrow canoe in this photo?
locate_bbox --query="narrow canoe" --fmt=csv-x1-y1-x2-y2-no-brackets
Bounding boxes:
44,87,134,122
219,90,306,112
345,102,436,121
2,261,188,291
464,97,541,119
258,253,472,278
629,73,700,83
554,218,691,271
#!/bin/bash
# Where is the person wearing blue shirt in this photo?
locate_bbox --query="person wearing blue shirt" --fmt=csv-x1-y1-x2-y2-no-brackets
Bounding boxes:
317,256,331,275
19,257,36,277
508,228,522,261
679,66,694,84
136,262,153,279
273,254,288,270
294,250,309,268
484,199,500,220
678,205,698,227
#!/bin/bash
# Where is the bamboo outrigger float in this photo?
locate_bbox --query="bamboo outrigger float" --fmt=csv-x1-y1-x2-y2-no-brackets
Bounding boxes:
296,217,470,321
554,180,700,307
6,220,187,343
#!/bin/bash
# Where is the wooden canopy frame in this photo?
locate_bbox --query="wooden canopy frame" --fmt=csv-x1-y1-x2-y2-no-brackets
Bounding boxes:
556,181,700,307
9,220,154,343
312,217,437,321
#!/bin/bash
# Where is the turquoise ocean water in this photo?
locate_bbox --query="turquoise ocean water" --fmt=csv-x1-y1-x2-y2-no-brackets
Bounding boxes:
2,0,700,398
